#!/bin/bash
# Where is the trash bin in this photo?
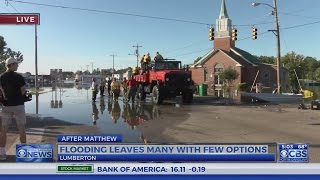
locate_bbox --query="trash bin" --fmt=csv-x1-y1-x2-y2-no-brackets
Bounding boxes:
199,84,208,96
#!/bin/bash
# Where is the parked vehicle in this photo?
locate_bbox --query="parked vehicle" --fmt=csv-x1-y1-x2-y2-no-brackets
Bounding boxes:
311,100,320,110
133,60,193,104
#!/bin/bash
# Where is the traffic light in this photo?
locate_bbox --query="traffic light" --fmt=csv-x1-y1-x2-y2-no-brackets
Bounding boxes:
209,27,214,41
252,27,258,40
232,28,237,41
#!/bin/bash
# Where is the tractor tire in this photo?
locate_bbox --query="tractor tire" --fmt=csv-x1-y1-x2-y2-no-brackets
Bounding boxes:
152,85,163,104
136,84,146,100
182,89,193,103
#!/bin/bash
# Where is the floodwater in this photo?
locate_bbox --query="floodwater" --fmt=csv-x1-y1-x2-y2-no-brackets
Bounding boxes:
24,86,166,143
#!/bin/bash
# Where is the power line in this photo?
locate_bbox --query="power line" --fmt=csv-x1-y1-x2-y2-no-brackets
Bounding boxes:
164,40,206,55
7,0,277,27
279,12,320,20
7,0,210,26
5,0,19,12
171,48,211,58
281,20,320,30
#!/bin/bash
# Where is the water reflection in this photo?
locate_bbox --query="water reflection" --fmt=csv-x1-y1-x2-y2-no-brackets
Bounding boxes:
99,97,106,115
107,97,112,114
26,87,179,143
92,102,99,125
122,102,160,129
50,87,63,109
111,100,121,124
136,102,160,121
35,93,39,114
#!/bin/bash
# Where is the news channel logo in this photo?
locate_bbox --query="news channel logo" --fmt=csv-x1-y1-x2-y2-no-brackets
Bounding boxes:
16,144,53,162
278,143,309,163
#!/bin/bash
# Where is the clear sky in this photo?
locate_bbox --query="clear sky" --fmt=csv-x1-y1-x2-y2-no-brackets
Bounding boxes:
1,0,320,74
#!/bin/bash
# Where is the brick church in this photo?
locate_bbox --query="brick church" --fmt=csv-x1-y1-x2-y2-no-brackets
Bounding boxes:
191,0,288,99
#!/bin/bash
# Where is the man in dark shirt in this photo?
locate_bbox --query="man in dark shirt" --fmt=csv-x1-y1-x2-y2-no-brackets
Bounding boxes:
0,57,27,161
107,77,112,96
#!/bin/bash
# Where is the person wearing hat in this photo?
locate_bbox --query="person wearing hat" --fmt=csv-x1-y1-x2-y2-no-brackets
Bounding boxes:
0,57,27,161
143,53,151,72
154,52,164,61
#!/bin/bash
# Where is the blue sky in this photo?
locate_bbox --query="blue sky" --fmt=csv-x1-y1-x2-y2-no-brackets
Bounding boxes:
1,0,320,74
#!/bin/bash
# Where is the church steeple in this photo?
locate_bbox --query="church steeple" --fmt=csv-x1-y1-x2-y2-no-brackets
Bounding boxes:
219,0,229,19
214,0,234,51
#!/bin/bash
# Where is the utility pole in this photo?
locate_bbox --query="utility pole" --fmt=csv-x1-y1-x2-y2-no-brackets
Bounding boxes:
86,64,89,74
91,62,94,74
274,0,281,94
252,0,281,94
110,54,116,78
132,44,142,67
35,24,38,92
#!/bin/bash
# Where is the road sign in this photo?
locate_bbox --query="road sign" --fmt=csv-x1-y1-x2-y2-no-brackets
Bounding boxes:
0,13,40,25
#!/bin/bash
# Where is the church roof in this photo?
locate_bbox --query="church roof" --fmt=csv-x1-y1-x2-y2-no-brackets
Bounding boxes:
191,47,260,68
231,47,260,64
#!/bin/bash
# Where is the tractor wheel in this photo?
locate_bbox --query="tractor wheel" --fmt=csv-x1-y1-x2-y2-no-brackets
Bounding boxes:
152,85,163,104
136,84,146,100
182,89,193,103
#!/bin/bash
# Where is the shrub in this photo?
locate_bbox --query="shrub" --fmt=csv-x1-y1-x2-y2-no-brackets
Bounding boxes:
237,83,250,92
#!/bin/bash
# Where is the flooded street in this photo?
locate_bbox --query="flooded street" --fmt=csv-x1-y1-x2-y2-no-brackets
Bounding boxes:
24,86,184,143
3,86,320,162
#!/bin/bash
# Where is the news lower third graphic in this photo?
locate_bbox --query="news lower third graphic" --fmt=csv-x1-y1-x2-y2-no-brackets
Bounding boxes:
57,144,276,162
278,143,309,163
16,144,53,162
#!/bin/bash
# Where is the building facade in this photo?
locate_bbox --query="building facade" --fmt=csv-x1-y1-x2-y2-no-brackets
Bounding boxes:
191,0,288,98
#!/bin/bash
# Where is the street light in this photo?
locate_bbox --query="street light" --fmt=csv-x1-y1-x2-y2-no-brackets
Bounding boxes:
252,0,282,94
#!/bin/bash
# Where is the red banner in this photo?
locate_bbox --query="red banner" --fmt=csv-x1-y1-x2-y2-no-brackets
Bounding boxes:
0,13,40,25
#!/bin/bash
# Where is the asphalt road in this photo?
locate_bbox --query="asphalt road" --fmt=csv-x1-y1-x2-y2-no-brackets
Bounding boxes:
2,94,320,162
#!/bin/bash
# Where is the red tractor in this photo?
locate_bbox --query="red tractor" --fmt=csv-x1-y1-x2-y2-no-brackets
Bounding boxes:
133,60,193,104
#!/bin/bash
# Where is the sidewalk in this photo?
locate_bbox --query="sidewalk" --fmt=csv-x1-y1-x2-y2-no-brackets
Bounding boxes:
1,115,98,162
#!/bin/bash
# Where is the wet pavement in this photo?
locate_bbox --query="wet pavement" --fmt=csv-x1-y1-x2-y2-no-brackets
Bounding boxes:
2,86,320,162
24,86,166,143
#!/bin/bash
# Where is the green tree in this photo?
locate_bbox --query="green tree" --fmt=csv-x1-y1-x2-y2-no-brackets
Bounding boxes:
75,70,83,75
303,56,320,80
315,67,320,81
0,36,6,54
193,57,202,64
282,51,306,91
0,36,24,72
254,55,276,64
220,68,239,98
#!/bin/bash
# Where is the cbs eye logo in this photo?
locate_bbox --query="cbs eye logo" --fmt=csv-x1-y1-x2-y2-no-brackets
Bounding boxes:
17,149,27,157
280,150,288,158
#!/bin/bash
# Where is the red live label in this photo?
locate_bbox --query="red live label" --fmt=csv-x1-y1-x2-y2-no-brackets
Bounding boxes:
0,14,40,25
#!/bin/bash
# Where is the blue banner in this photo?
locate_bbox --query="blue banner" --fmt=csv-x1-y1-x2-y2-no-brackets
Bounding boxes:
57,135,122,143
57,154,275,162
0,175,319,180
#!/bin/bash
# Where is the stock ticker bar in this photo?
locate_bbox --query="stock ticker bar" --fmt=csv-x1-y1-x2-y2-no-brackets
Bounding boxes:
0,13,40,25
0,163,320,175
